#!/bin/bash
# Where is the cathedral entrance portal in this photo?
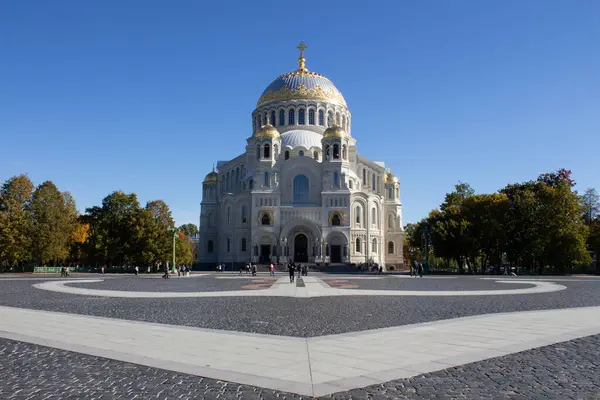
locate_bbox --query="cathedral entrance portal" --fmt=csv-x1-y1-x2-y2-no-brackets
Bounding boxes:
294,234,308,263
260,245,271,264
330,245,342,263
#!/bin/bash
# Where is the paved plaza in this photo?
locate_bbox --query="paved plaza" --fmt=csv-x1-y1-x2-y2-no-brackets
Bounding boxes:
0,273,599,399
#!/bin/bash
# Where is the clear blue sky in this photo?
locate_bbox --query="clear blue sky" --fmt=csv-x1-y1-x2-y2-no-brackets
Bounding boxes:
1,1,599,226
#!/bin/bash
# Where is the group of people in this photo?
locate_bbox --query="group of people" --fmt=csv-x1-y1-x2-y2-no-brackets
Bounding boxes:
162,264,191,279
240,263,258,276
411,261,424,277
60,266,70,277
286,262,308,282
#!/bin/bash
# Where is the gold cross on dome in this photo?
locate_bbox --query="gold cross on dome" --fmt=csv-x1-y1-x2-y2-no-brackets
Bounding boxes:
296,41,308,71
296,41,308,53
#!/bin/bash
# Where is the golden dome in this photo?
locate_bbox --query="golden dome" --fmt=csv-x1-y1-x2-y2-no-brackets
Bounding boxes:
255,123,280,140
256,42,347,108
323,124,347,139
385,169,399,184
203,170,218,183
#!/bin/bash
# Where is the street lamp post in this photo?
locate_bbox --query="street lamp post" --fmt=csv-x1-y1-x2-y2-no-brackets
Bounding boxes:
172,229,177,273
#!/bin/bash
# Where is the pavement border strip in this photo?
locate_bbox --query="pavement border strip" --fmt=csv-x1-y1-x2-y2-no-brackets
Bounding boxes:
1,305,599,397
31,278,567,298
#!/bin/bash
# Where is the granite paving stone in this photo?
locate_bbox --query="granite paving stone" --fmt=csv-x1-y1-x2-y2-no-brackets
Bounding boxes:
1,335,599,399
0,275,599,337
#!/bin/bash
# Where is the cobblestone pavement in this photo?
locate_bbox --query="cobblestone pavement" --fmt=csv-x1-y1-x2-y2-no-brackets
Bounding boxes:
1,335,599,399
0,276,599,337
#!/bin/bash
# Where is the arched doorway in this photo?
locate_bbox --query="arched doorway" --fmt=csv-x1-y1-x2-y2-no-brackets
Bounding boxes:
294,234,308,262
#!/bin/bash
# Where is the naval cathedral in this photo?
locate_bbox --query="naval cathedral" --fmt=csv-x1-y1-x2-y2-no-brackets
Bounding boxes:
199,43,404,269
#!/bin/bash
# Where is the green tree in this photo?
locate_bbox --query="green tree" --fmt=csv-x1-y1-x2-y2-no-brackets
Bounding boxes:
581,188,600,225
28,182,79,265
84,191,143,267
178,223,199,237
462,193,508,273
145,200,174,266
0,175,34,269
175,231,194,265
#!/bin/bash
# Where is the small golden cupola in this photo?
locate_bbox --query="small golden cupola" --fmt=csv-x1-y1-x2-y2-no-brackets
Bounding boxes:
385,168,399,184
323,124,347,139
254,119,280,140
203,168,218,183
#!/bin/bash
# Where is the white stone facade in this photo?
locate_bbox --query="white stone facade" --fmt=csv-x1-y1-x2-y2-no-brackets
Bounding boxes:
199,50,403,269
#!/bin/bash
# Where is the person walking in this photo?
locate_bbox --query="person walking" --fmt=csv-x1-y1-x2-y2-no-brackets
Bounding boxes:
288,263,295,283
100,265,105,275
162,265,170,279
269,263,275,276
418,262,423,278
134,266,139,276
252,263,257,276
297,263,302,279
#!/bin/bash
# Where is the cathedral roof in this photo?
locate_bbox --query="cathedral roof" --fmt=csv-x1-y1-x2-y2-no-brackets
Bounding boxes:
281,129,323,150
257,42,347,108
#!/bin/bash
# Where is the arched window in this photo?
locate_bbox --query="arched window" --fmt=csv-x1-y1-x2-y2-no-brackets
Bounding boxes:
318,110,324,125
299,150,304,157
226,173,230,191
308,109,315,125
293,175,309,203
264,172,269,187
332,214,341,226
279,109,285,126
207,240,214,253
241,238,247,252
372,174,376,191
327,111,333,127
249,179,253,190
333,144,340,159
336,112,341,125
255,116,260,131
270,111,276,126
261,213,271,225
236,167,240,189
242,206,247,223
388,214,393,229
285,151,290,160
372,208,376,227
333,172,339,187
227,238,231,252
356,206,361,224
288,109,295,125
388,241,394,254
342,145,347,160
342,115,346,129
356,237,361,253
313,151,319,160
227,207,231,224
298,109,305,125
372,238,377,253
263,144,270,159
349,180,353,189
362,169,366,185
388,187,393,199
